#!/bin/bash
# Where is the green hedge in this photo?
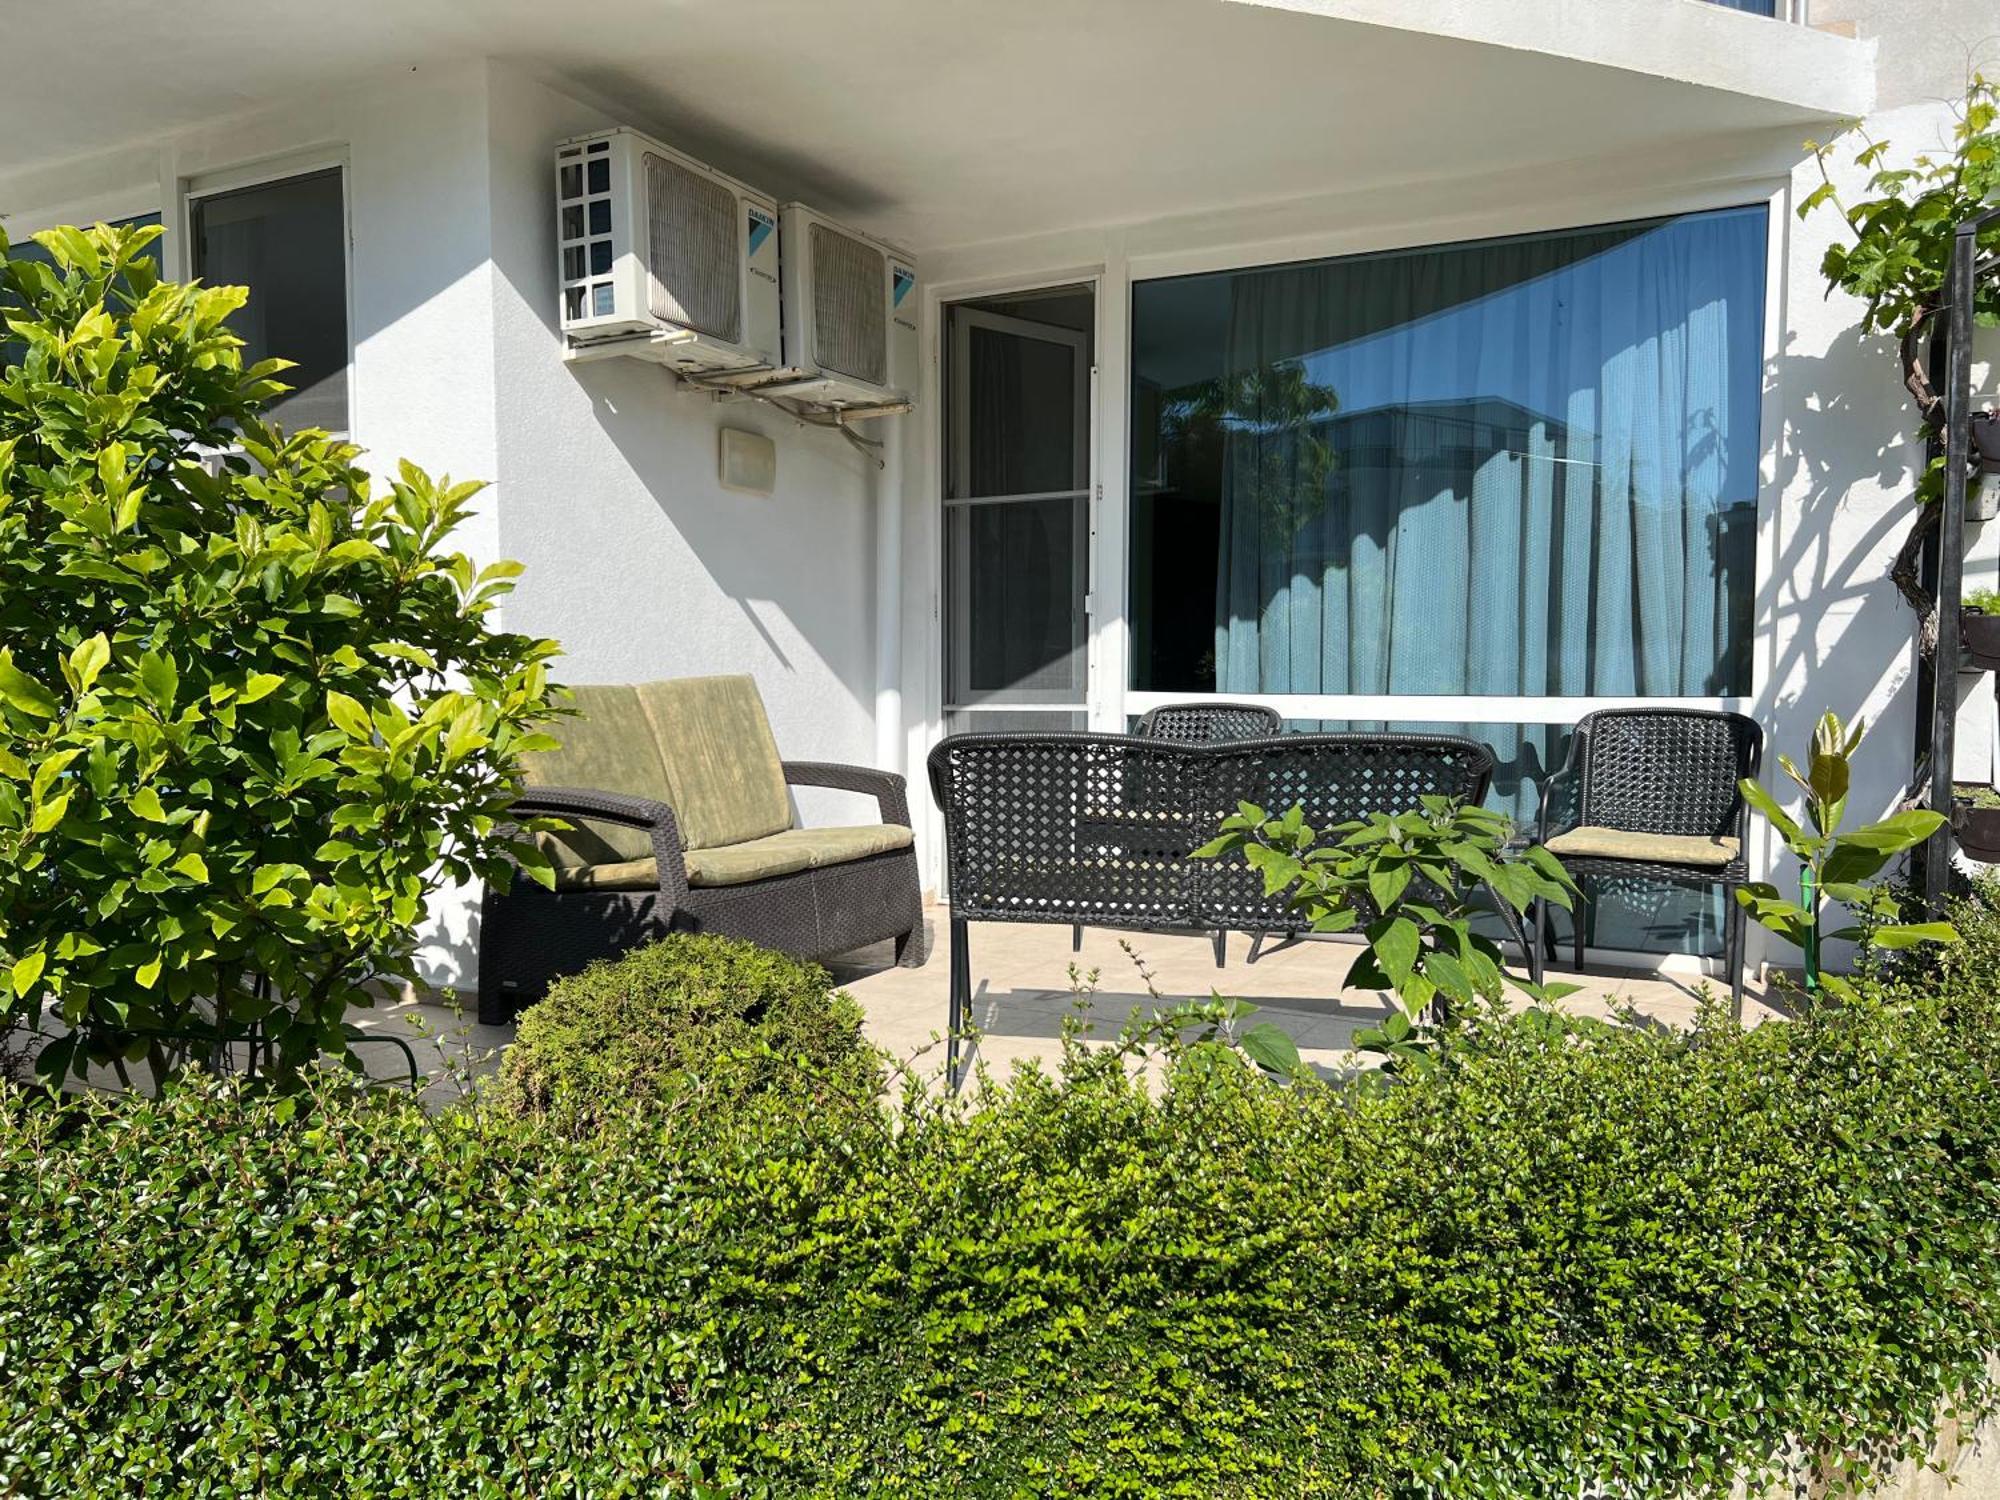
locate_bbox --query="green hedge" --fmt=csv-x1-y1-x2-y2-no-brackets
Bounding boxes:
5,928,2000,1497
487,932,880,1138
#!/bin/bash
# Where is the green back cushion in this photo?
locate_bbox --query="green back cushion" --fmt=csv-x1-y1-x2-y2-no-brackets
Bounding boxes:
521,684,671,866
635,676,793,851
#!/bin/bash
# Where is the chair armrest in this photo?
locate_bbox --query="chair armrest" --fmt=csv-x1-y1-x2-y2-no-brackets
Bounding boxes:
783,761,911,826
1535,740,1584,845
503,786,689,900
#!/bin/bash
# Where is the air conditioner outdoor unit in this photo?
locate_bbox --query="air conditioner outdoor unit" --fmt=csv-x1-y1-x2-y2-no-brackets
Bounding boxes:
757,203,918,409
555,127,781,374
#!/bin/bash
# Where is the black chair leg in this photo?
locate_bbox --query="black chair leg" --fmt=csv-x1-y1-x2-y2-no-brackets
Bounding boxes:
1211,930,1227,968
1529,900,1546,988
1246,931,1266,965
1573,893,1587,974
1726,884,1745,1023
1071,924,1082,953
948,916,969,1091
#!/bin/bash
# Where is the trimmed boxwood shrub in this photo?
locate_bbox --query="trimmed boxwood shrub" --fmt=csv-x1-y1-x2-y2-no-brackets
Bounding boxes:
5,929,2000,1496
487,933,881,1137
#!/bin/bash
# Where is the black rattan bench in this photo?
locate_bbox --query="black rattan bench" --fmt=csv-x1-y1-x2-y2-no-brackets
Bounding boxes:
927,730,1494,1084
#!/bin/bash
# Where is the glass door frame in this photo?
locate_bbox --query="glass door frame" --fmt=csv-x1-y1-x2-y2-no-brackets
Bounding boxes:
940,293,1098,729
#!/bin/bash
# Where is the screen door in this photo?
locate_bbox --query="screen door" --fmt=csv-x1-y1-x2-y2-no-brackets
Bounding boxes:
942,288,1094,734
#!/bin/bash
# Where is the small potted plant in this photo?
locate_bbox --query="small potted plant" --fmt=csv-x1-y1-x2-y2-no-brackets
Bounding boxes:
1963,586,2000,670
1969,411,2000,521
1953,783,2000,863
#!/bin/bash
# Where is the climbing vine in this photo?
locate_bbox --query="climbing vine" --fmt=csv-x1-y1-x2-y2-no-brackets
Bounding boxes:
1803,77,2000,649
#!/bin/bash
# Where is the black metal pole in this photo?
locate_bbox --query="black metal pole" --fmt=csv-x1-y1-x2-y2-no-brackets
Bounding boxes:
1922,223,1976,917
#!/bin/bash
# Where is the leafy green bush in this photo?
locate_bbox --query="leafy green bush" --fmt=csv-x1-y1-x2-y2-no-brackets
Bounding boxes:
6,965,2000,1496
0,221,563,1085
488,933,882,1137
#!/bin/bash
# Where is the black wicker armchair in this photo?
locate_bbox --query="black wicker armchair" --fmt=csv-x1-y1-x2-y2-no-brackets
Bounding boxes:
1530,708,1763,1015
478,677,925,1024
928,730,1495,1086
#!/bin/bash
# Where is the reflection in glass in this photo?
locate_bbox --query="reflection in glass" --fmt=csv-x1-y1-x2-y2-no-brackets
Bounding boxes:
1130,206,1766,699
192,171,349,433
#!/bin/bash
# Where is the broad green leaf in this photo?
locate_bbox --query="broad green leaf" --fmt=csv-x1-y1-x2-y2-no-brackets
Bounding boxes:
1238,1022,1301,1078
137,650,178,712
325,690,375,742
1739,778,1803,844
30,789,70,833
0,652,58,718
9,950,45,997
1835,809,1945,854
68,632,110,693
1367,860,1410,911
1425,949,1475,1005
129,786,168,822
1869,921,1959,949
1369,916,1421,988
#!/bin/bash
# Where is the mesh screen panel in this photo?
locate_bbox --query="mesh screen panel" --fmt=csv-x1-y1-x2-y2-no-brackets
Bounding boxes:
644,152,740,341
809,223,886,385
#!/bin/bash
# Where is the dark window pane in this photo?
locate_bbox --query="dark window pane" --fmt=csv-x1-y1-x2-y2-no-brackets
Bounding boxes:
961,325,1081,497
192,169,348,432
945,497,1084,702
1129,206,1766,699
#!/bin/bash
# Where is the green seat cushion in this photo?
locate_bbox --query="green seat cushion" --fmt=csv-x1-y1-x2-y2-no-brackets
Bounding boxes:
552,857,658,892
1545,826,1740,869
636,676,792,852
522,684,673,867
552,825,914,892
686,824,914,888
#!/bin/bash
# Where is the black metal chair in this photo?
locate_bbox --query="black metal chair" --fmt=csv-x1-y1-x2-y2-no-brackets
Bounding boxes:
1066,702,1285,961
1530,708,1763,1016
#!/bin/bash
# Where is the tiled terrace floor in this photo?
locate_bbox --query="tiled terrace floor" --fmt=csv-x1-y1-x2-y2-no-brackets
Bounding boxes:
344,904,1776,1104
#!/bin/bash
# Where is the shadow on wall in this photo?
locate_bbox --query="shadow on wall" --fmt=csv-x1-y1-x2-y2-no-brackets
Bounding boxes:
563,355,882,710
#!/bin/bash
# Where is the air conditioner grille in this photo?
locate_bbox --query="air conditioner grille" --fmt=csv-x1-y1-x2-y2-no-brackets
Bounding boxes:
810,223,887,387
645,152,740,342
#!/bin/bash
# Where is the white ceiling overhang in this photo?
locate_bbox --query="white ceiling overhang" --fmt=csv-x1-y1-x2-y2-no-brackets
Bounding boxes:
1,0,1872,253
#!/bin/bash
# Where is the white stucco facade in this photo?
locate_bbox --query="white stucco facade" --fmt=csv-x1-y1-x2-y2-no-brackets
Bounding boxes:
2,0,1990,993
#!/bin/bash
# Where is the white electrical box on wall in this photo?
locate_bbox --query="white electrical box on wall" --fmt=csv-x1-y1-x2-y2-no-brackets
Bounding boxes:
718,427,777,495
555,127,781,374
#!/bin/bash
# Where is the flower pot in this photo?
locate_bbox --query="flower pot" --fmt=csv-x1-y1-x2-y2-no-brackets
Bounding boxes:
1953,796,2000,863
1964,608,2000,671
1971,410,2000,468
1970,476,2000,523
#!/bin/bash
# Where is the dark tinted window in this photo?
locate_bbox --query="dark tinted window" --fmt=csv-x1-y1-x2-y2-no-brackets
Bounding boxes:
191,169,348,432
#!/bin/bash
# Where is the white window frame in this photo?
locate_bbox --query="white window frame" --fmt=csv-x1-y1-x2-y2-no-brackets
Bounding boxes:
179,148,355,440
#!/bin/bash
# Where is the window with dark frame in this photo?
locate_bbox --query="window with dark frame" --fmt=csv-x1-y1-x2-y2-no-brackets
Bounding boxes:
190,168,349,434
